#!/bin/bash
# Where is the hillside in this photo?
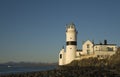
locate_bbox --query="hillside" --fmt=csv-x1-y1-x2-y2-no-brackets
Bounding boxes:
109,47,120,67
57,47,120,77
65,47,120,67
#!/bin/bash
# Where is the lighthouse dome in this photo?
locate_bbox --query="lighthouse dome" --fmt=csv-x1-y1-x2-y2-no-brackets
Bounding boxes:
67,23,75,29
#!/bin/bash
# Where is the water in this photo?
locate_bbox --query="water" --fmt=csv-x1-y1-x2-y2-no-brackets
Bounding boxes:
0,65,56,75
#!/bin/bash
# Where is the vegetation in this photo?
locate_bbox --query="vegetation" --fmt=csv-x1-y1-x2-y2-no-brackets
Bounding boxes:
66,47,120,67
67,57,108,67
108,47,120,67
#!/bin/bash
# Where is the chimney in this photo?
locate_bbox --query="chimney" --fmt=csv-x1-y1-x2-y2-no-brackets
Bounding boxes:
104,40,107,45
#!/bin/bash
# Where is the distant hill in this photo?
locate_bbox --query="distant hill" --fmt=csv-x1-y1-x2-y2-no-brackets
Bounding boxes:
0,62,57,67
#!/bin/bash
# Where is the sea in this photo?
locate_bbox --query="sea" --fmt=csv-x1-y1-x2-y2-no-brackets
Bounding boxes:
0,65,56,75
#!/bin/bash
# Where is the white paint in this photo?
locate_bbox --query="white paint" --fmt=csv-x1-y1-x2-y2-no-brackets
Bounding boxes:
94,51,116,59
66,26,77,41
94,45,117,51
82,40,94,55
66,45,76,64
65,23,77,64
59,48,65,65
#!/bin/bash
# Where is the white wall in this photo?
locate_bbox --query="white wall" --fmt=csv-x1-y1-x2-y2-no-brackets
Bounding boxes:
65,24,77,64
94,45,117,51
59,49,65,65
82,40,94,55
94,51,116,59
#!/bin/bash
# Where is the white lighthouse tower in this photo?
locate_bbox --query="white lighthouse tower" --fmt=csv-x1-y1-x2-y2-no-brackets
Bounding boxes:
59,23,77,65
65,23,77,64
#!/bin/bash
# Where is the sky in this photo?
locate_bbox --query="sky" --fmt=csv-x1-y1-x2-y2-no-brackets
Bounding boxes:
0,0,120,63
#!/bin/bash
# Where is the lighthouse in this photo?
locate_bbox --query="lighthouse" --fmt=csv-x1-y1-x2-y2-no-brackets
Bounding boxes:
65,23,77,64
59,23,77,65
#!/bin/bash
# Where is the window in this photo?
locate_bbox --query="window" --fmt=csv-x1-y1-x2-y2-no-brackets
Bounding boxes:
97,55,100,58
87,50,90,54
60,54,62,59
87,44,90,48
107,47,113,51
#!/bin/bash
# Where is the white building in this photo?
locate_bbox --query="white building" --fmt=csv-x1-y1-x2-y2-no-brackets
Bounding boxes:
59,23,117,66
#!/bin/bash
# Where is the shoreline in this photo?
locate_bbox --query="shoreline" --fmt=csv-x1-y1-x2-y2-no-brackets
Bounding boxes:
0,66,120,77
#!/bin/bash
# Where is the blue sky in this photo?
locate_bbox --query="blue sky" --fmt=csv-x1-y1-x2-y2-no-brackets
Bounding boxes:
0,0,120,63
